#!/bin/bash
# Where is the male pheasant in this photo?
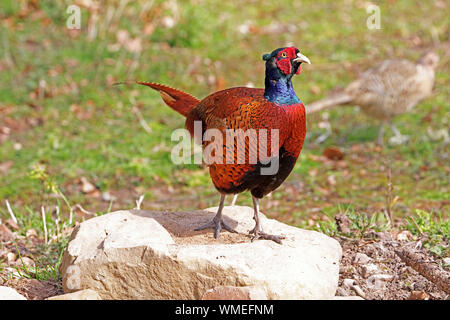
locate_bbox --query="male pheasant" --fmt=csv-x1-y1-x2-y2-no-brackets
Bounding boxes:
307,52,439,145
128,47,310,243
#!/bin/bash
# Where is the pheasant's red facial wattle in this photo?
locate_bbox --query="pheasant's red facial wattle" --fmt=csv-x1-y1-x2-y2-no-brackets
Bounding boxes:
276,56,292,75
275,47,302,76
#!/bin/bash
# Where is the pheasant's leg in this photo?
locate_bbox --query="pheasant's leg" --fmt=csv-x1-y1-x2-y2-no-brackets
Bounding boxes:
249,196,285,244
231,194,238,206
194,194,238,238
377,122,386,146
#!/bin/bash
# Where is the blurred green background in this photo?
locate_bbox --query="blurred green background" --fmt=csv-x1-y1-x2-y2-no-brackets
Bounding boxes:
0,0,448,229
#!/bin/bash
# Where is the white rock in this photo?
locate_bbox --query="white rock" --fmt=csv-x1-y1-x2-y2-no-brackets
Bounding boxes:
0,286,27,300
60,206,342,300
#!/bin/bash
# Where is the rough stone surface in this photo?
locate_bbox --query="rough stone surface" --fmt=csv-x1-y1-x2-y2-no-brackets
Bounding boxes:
61,206,342,300
0,286,27,300
46,289,101,300
201,286,267,300
331,296,365,300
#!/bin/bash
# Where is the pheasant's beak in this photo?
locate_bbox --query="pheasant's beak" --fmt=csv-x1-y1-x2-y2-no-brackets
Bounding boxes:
293,52,311,64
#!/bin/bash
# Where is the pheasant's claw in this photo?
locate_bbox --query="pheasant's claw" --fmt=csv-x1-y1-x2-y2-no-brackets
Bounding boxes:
251,231,285,244
249,228,286,244
194,218,238,239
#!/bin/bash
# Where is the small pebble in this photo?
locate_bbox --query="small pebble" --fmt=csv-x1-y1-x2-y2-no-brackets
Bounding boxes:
26,229,38,238
397,230,412,241
342,278,356,289
101,191,117,202
353,252,372,265
6,252,17,264
366,274,393,289
361,263,380,278
20,257,35,267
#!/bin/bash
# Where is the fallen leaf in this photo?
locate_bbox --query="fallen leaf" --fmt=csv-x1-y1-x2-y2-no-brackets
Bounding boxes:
323,146,345,161
143,22,155,35
5,219,19,230
408,291,429,300
0,224,15,242
0,161,13,174
0,126,11,134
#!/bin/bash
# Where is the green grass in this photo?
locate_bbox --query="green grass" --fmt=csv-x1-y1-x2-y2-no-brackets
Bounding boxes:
0,0,448,281
403,210,449,257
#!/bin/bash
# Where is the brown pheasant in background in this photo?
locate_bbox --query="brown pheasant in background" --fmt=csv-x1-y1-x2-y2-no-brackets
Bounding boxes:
307,52,439,145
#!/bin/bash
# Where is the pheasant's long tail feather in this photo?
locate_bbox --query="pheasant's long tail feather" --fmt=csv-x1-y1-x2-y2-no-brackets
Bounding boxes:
306,92,352,114
133,81,200,117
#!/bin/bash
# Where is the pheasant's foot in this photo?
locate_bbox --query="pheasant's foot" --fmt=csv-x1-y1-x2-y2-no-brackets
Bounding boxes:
388,134,409,145
249,225,285,244
250,230,286,244
194,218,238,239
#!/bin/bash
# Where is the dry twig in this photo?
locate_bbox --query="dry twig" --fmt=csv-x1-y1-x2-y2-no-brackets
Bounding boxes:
73,204,95,216
395,247,450,294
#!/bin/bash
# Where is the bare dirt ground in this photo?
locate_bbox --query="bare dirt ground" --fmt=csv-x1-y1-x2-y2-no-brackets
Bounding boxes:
335,234,449,300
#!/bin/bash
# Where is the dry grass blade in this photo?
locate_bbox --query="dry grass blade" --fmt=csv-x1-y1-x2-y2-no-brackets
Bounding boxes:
135,194,145,210
5,200,18,225
132,105,152,134
41,206,48,244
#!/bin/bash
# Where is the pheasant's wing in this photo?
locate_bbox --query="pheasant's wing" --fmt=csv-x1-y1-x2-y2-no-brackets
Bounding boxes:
189,87,293,193
196,87,291,161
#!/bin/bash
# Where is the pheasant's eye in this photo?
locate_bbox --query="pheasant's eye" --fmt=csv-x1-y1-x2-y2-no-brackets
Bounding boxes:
281,52,287,58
